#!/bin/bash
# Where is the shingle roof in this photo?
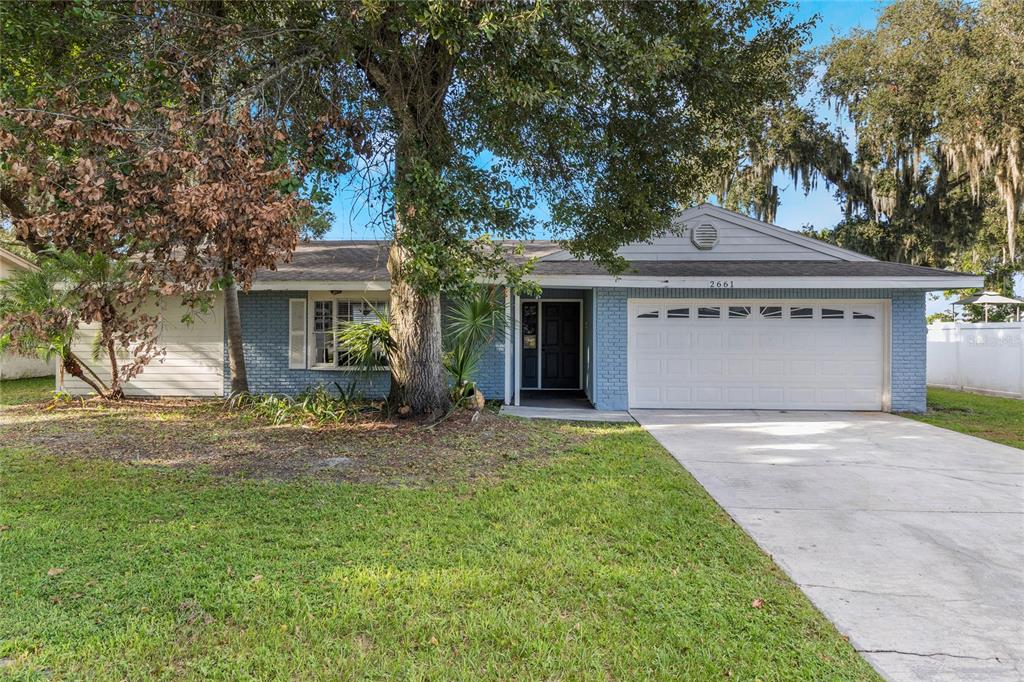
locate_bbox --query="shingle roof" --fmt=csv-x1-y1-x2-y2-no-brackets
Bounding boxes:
256,240,562,282
256,241,390,282
254,241,975,282
530,259,976,278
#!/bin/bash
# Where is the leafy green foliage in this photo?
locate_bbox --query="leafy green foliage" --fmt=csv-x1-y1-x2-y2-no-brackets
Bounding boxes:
332,304,395,378
818,0,1023,275
0,260,76,365
443,288,507,404
201,1,811,282
229,384,375,426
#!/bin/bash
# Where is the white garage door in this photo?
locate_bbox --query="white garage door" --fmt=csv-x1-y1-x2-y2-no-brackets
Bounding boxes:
628,300,885,410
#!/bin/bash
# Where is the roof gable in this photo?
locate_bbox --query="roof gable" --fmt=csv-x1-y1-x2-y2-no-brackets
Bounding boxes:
0,247,38,275
542,204,874,263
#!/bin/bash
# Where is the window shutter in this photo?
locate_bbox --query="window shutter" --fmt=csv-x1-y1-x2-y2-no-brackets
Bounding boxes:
288,299,306,369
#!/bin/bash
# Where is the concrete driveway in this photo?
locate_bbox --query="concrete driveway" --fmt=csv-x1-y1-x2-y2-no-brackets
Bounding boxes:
633,410,1024,682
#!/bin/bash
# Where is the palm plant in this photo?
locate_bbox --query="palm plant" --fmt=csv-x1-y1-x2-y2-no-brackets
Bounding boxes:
443,287,506,405
0,259,109,396
332,302,396,390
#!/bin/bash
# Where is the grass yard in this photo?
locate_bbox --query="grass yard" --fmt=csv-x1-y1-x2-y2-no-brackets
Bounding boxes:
0,376,54,405
0,397,878,681
907,387,1024,449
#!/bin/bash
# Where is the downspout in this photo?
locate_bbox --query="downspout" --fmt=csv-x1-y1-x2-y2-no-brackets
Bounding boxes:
503,287,512,405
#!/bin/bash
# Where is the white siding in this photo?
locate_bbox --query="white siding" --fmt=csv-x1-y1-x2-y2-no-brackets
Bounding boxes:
612,225,837,261
542,204,873,262
63,295,224,397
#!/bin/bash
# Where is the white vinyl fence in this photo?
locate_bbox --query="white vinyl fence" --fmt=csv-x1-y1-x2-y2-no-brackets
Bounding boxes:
927,322,1024,398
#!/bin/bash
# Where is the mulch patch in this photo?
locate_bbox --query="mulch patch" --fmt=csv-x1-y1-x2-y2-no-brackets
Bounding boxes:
0,397,583,485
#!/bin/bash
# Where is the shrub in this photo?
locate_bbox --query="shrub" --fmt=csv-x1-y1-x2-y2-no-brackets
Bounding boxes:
228,384,374,425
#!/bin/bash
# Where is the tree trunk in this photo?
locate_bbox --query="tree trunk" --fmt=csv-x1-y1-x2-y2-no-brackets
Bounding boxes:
63,352,107,397
387,242,449,415
101,320,124,400
224,279,249,395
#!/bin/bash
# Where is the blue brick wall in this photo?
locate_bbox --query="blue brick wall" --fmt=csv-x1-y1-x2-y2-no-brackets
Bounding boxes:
227,286,929,413
225,290,509,401
590,287,929,413
224,291,390,398
467,288,507,401
889,290,927,412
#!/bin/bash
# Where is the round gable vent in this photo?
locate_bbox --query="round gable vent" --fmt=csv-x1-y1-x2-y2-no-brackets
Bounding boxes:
690,222,719,250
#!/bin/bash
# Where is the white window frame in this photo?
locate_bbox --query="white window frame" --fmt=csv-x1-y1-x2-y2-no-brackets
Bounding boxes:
306,292,389,371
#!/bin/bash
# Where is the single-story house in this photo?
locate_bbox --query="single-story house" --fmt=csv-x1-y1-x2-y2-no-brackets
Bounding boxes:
61,204,983,412
0,247,55,380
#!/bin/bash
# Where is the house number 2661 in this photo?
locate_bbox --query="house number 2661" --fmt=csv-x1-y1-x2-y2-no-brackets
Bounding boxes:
708,280,734,288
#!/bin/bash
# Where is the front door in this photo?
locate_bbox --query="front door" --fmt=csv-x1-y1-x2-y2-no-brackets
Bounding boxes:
540,302,581,389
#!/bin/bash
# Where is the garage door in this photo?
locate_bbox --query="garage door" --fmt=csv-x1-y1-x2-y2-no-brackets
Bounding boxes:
628,300,885,410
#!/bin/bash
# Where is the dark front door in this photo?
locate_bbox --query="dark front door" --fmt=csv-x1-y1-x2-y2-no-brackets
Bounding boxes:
541,302,580,389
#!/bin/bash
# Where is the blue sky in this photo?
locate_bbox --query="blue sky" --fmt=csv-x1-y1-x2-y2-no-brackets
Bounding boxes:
770,1,880,233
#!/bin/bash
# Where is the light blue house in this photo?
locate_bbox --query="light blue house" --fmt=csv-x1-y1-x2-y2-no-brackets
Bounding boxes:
63,205,982,412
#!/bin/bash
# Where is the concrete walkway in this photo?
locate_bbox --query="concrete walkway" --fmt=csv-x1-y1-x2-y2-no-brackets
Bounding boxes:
499,405,635,423
632,410,1024,682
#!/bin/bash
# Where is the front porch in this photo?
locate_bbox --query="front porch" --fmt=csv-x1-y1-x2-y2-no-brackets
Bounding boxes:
499,389,634,423
504,288,599,408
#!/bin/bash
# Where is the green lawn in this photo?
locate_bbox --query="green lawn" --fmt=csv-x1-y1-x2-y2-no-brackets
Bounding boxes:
0,407,877,680
0,376,54,405
907,387,1024,449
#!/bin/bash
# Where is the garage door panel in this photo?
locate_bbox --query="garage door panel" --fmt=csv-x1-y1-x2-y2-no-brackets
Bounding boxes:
726,386,754,403
756,358,785,378
757,386,785,403
664,331,692,351
819,360,847,376
664,386,692,403
634,356,661,377
726,358,753,376
695,358,723,378
664,358,691,378
757,332,787,351
789,359,816,376
634,330,661,350
695,386,724,403
629,299,884,410
725,333,755,352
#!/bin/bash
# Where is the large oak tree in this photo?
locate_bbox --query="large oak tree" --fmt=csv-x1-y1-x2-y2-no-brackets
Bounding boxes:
194,0,808,414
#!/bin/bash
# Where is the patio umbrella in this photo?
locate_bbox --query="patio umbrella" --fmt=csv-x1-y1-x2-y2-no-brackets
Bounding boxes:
951,291,1024,322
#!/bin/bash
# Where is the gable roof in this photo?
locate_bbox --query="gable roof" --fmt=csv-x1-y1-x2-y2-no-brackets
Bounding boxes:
255,239,561,284
250,205,983,290
681,203,875,261
0,246,38,273
539,203,874,262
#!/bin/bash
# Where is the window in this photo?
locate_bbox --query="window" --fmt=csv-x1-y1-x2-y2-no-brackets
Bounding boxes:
313,300,335,366
728,306,751,319
789,306,814,320
636,308,660,319
698,306,721,319
311,298,388,368
759,305,782,319
853,310,876,320
667,307,689,319
822,308,845,320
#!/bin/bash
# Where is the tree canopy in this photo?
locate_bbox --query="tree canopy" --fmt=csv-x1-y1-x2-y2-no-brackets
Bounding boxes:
818,0,1022,283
